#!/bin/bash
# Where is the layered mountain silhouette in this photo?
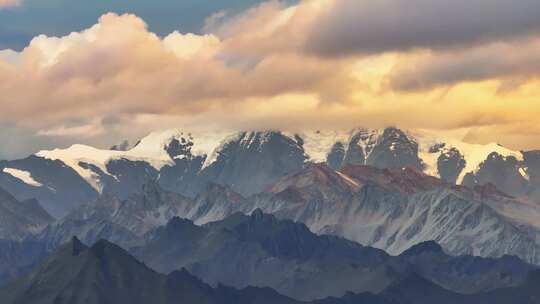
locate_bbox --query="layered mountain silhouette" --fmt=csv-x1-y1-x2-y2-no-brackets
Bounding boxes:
400,241,534,293
0,237,303,304
1,127,540,303
133,210,536,300
1,236,539,304
133,211,403,300
31,162,540,265
35,181,254,252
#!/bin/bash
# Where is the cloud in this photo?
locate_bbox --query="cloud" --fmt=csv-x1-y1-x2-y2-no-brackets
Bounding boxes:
386,38,540,91
0,49,20,64
304,0,540,57
37,119,105,137
0,12,354,130
4,1,540,157
0,0,19,8
0,0,269,50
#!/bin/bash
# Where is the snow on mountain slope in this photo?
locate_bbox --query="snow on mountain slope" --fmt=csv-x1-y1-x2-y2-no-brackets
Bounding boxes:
284,130,351,163
36,130,234,192
414,130,524,183
2,168,43,187
36,144,131,192
201,132,242,169
349,128,386,159
15,127,536,205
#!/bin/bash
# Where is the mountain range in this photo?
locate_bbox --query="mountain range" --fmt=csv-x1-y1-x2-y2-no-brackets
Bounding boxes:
1,201,537,299
132,211,536,300
1,127,537,218
20,160,540,266
0,183,539,302
0,237,301,304
2,127,540,303
1,236,540,304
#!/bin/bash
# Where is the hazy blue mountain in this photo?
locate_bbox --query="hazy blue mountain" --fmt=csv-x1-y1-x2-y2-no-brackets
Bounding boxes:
400,241,535,294
0,237,303,304
133,210,405,301
0,186,53,240
0,239,48,287
41,161,540,266
37,181,193,250
2,236,540,304
131,209,534,300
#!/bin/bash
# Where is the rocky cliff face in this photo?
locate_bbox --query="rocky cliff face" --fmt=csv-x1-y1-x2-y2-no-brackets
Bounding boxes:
248,164,540,265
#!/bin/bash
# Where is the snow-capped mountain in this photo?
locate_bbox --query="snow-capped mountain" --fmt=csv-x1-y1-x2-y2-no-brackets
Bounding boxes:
0,127,538,217
0,156,98,218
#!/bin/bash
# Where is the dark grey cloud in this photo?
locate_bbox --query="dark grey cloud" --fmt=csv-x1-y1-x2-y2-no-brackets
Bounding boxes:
387,39,540,91
306,0,540,57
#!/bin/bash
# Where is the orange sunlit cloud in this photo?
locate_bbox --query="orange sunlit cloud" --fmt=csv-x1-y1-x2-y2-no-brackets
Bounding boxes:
2,0,540,150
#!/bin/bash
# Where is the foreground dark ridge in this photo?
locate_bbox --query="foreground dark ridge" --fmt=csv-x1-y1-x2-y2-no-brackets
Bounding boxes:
1,237,540,304
132,210,536,300
1,207,536,300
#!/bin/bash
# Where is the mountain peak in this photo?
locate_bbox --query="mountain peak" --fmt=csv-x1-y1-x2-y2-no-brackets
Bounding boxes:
110,140,131,151
70,236,87,256
251,208,265,220
163,216,200,236
400,241,445,257
89,239,114,257
167,267,204,284
269,163,360,194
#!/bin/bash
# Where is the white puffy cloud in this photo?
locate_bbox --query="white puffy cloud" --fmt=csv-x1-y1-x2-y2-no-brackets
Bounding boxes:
0,12,354,129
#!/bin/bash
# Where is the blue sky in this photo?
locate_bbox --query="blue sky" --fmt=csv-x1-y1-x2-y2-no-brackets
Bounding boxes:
0,0,273,49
